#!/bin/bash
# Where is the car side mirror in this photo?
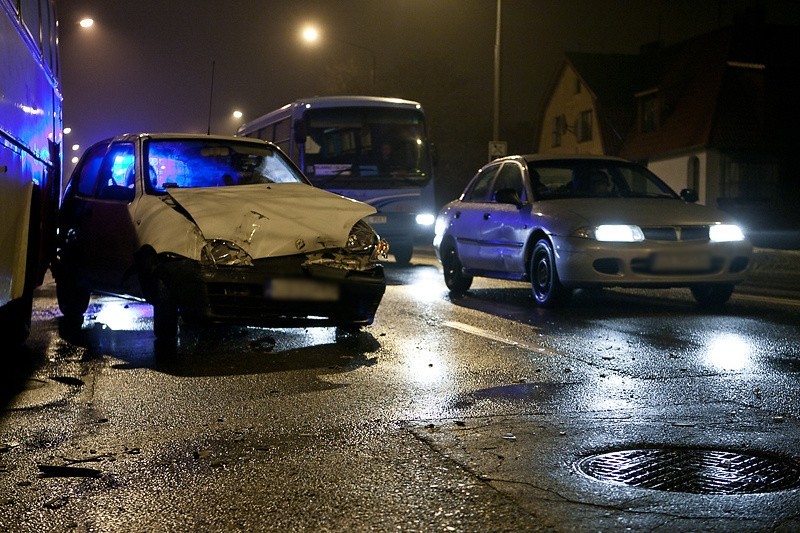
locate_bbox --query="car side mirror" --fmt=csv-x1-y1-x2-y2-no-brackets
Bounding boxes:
494,187,522,207
680,188,698,202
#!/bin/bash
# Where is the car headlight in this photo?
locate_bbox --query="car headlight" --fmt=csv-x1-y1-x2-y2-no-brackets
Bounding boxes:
347,220,389,259
574,225,645,242
709,224,745,242
415,213,435,226
201,239,253,266
434,215,448,238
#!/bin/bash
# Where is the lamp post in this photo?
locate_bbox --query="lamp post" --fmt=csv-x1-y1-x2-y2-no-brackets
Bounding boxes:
300,24,376,89
493,0,501,142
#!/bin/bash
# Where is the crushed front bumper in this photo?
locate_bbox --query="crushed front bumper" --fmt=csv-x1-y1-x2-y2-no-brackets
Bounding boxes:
156,254,386,328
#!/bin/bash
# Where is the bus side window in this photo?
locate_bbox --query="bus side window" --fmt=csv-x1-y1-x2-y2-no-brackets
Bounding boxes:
75,144,109,196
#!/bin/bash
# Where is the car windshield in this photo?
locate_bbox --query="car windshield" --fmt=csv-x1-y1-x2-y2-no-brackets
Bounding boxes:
527,159,679,200
302,107,432,189
144,139,306,193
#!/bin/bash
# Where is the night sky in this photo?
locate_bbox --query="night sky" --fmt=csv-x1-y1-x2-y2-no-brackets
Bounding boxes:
56,0,800,199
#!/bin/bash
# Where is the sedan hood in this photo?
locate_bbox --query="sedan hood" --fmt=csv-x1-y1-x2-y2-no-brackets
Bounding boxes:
543,197,740,227
165,183,376,258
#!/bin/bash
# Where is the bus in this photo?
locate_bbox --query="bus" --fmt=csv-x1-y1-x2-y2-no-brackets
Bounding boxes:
237,96,437,265
1,0,62,345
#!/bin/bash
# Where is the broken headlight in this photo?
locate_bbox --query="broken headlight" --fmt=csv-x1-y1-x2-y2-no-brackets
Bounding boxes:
201,239,253,267
346,220,389,260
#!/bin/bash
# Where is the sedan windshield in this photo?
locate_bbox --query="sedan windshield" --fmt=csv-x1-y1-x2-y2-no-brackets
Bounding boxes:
528,159,679,200
144,139,306,193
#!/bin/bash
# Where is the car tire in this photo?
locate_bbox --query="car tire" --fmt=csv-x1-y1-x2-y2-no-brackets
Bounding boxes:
0,292,33,346
152,277,179,340
393,243,413,266
55,269,90,331
530,238,571,307
691,283,734,308
442,244,472,294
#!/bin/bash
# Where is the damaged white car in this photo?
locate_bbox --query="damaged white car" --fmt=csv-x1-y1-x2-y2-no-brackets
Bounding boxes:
53,133,389,340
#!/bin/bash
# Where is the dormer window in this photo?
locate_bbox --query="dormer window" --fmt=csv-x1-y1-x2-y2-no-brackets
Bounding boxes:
636,88,660,133
578,110,592,142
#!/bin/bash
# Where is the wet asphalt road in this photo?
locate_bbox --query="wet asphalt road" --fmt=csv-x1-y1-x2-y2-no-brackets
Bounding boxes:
1,248,799,531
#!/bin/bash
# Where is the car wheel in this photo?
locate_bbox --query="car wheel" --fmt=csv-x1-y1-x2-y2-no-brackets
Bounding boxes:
530,239,571,307
392,242,413,265
691,283,734,309
152,277,179,340
442,244,472,293
55,269,90,331
0,291,33,346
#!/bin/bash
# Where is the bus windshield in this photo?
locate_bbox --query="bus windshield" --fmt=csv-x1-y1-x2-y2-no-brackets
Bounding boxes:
301,107,432,189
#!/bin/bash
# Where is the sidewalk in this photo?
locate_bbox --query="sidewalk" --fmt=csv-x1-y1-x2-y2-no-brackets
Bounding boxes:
740,247,800,299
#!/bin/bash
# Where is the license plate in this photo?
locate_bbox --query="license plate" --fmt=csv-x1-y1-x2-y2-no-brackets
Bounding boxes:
651,252,711,272
265,279,339,301
365,215,387,225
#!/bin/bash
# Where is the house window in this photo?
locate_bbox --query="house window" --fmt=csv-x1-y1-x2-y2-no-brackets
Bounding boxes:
640,93,659,132
551,115,563,147
578,110,592,142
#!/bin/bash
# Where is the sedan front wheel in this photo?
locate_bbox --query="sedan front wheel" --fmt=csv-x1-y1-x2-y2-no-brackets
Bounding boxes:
442,245,473,294
530,239,571,307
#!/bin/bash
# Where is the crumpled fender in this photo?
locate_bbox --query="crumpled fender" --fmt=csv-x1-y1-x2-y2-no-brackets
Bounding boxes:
131,183,376,260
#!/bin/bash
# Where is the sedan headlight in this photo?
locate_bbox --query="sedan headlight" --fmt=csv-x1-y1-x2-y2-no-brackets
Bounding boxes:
709,224,745,242
201,239,253,266
574,225,645,242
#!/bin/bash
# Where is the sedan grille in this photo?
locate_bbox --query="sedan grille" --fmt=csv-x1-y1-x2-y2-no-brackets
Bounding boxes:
641,226,709,241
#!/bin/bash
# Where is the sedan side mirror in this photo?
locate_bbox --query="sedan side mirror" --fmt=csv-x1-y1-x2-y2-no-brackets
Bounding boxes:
680,188,699,202
494,187,523,207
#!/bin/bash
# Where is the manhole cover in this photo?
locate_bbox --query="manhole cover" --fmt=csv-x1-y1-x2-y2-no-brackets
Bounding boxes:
576,448,800,494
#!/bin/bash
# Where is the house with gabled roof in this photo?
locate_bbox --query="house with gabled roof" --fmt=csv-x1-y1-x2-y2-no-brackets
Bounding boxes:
534,19,800,245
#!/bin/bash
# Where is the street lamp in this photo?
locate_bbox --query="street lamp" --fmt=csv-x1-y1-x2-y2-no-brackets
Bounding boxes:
300,24,376,88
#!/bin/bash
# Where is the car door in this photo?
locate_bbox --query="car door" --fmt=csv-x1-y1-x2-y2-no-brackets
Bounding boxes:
479,161,531,275
448,164,499,270
71,142,140,293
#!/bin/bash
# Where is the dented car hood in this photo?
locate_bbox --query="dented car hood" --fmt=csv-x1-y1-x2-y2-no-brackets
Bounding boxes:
157,183,376,259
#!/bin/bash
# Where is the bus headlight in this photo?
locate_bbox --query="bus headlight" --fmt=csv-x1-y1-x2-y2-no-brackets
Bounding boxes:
415,213,435,226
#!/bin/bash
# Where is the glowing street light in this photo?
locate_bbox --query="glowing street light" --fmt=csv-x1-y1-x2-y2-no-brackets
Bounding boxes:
301,25,319,44
232,110,243,119
79,18,94,28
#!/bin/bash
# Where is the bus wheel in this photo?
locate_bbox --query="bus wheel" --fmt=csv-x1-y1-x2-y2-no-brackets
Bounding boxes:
392,243,413,265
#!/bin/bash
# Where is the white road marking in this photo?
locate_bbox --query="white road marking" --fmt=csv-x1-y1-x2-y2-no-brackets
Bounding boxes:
442,320,550,353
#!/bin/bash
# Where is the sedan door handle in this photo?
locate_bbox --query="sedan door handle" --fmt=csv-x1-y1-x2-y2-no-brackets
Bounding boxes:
454,211,461,219
483,212,491,220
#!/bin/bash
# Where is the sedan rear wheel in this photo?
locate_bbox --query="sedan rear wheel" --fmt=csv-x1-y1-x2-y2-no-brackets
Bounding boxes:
691,283,734,309
530,239,571,307
442,245,472,294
